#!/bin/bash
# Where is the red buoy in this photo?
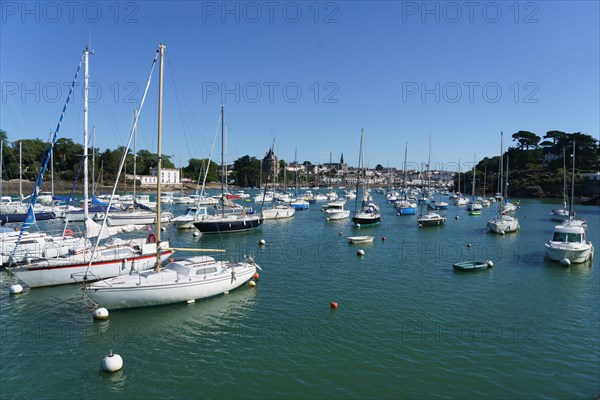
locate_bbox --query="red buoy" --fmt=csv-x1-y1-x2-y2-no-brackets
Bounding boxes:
330,301,338,309
253,273,260,281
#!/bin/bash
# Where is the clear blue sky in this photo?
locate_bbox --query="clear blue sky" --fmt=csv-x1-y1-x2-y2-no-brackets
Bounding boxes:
1,1,598,172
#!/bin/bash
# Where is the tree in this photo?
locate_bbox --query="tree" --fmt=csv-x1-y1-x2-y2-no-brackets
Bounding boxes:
184,158,219,182
0,129,7,147
543,130,568,145
512,131,540,150
375,164,384,171
231,155,261,187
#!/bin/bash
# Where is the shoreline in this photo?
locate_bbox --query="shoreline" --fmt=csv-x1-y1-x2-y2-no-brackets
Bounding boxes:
1,179,598,204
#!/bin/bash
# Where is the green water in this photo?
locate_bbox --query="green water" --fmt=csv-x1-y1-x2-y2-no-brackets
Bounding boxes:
1,196,598,399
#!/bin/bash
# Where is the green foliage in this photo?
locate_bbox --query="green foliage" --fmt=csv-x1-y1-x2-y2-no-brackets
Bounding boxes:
511,131,541,150
232,155,261,187
183,158,220,182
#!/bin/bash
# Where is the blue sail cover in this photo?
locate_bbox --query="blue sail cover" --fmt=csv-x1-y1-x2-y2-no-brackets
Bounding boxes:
92,195,108,205
11,56,84,259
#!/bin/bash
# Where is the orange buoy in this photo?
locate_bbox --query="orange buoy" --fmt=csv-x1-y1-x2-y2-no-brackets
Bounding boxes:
253,273,260,281
330,301,338,309
64,228,73,237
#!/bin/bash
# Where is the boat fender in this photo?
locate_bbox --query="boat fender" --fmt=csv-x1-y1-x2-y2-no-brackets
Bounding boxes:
64,228,73,237
147,233,157,243
9,284,23,294
560,258,571,267
486,260,494,268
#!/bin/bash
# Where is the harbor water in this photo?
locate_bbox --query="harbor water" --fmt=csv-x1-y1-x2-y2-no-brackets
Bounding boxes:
1,195,598,399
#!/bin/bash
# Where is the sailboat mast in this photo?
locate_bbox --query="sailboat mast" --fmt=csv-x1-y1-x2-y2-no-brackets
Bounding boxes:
19,140,22,201
220,104,225,217
403,142,408,197
562,146,567,209
427,134,431,191
457,158,460,195
133,109,137,199
50,131,54,198
156,43,165,246
471,155,476,200
91,126,95,196
83,47,90,221
483,165,487,197
569,141,576,219
499,131,504,205
354,129,363,212
504,155,510,204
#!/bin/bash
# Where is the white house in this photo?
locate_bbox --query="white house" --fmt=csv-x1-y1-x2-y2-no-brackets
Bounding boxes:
136,168,181,186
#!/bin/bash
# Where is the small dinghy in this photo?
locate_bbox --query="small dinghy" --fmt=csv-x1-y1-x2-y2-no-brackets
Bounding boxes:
347,236,374,244
453,260,492,271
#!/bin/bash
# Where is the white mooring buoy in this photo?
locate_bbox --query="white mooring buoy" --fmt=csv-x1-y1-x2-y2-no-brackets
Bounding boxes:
92,308,109,320
486,260,494,268
101,350,123,373
357,249,365,256
193,230,200,237
9,284,23,294
259,239,266,246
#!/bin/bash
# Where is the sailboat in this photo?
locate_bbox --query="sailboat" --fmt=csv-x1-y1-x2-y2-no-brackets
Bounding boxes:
86,44,257,309
466,156,483,215
395,143,417,215
550,146,576,221
0,140,58,225
351,129,381,226
452,158,468,206
487,132,520,234
417,135,446,227
289,147,310,210
260,140,295,220
9,47,172,287
545,142,594,264
192,106,263,233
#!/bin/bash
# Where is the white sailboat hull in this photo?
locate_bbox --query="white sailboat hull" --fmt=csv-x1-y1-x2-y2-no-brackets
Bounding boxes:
487,215,520,234
87,259,256,309
261,206,296,220
108,212,172,226
10,240,171,287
